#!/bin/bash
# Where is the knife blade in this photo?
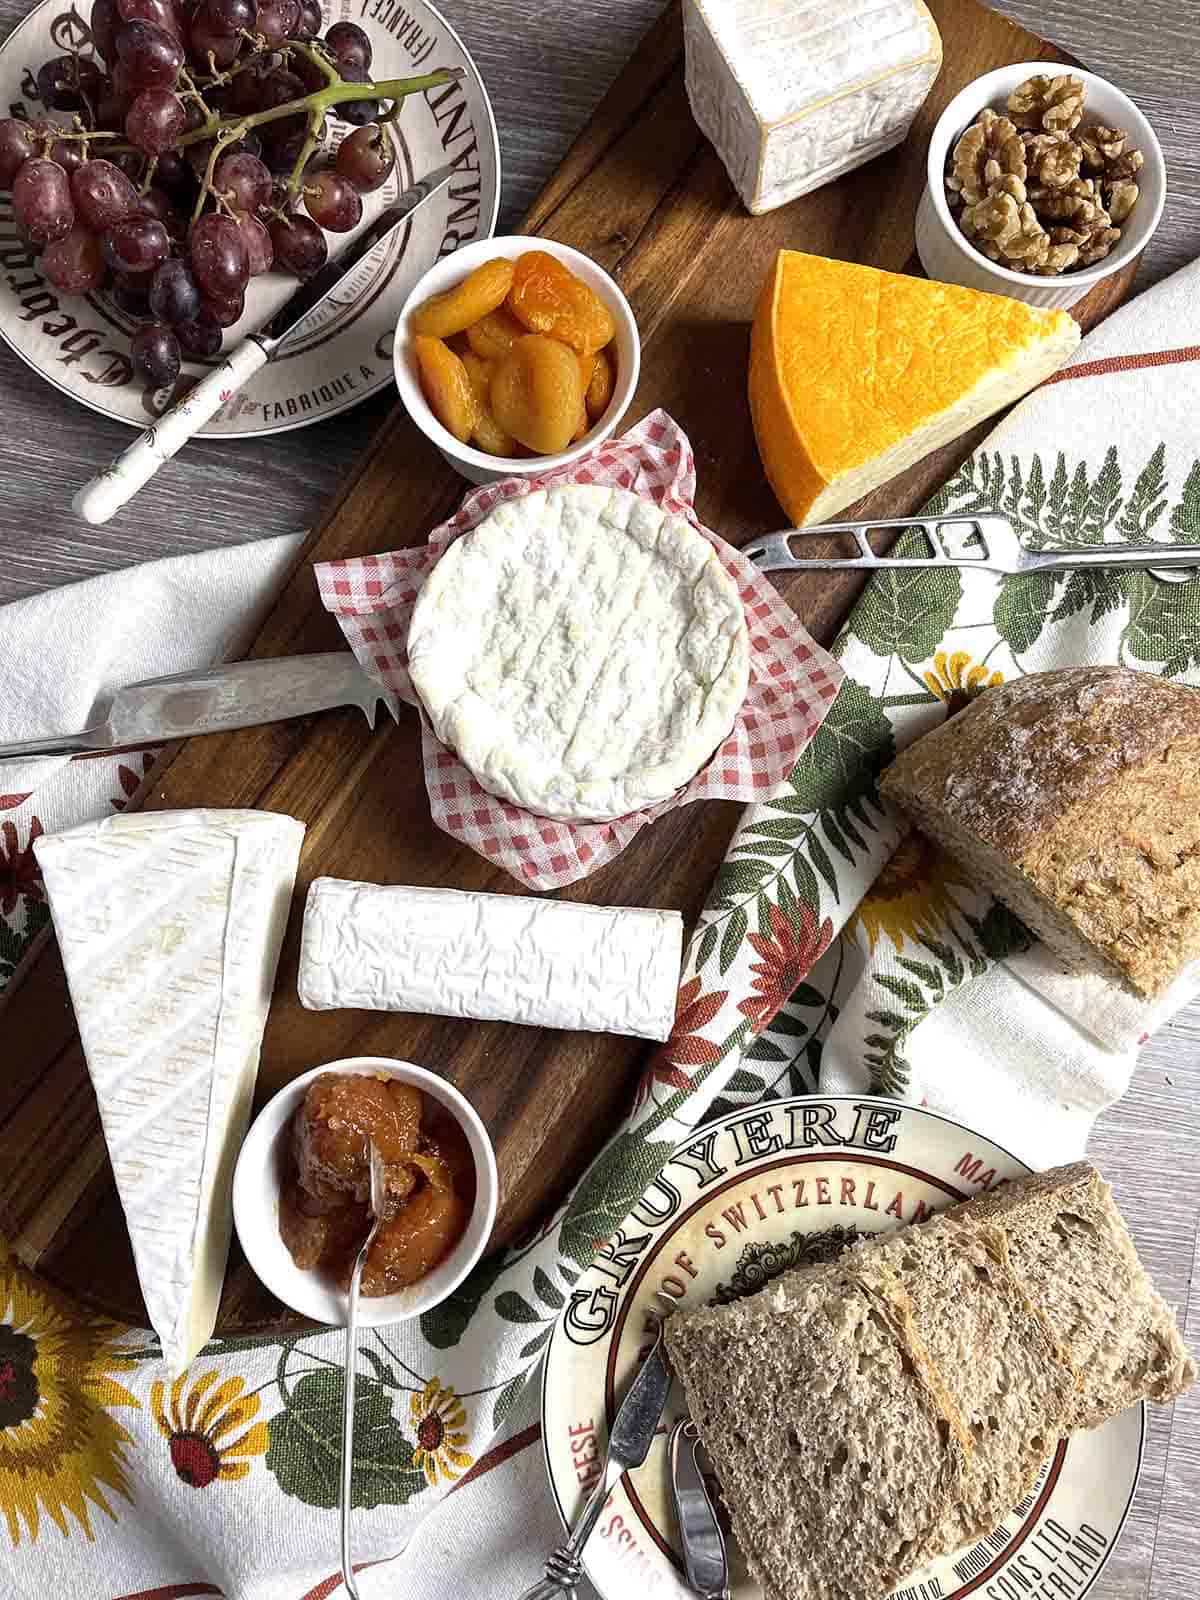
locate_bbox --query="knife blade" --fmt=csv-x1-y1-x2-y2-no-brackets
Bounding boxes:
519,1324,673,1600
255,158,458,349
669,1418,730,1600
0,653,400,762
73,157,458,526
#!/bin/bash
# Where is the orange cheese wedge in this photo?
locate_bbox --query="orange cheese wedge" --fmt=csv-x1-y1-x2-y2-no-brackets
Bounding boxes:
749,251,1080,526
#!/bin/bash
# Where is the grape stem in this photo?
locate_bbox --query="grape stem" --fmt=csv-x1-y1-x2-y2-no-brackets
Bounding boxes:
192,118,249,224
176,67,211,122
286,106,327,200
292,41,341,86
172,65,462,151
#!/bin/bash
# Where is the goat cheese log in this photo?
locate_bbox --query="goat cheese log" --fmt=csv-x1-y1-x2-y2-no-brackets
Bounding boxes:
297,877,685,1040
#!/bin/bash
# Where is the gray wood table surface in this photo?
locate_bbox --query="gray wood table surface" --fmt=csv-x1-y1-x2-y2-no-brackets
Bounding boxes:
1,3,1197,1598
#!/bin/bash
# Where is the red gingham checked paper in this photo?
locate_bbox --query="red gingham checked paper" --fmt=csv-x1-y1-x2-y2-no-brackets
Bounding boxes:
315,410,844,890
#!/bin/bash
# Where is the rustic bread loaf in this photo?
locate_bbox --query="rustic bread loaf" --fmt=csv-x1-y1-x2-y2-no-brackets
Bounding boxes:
663,1268,971,1600
665,1162,1194,1600
878,666,1200,997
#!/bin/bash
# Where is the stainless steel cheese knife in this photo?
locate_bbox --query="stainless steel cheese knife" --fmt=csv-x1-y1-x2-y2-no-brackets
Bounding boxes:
745,513,1200,582
517,1322,672,1600
0,653,400,761
669,1418,730,1600
73,159,458,526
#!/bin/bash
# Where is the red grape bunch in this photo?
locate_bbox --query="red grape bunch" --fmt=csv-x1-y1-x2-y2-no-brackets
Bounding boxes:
0,4,448,390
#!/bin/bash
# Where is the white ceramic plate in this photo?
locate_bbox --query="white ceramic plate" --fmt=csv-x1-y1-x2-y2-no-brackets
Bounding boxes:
0,0,499,436
542,1096,1144,1600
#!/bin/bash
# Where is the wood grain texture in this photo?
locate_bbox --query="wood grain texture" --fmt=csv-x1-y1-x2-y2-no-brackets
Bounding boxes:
0,0,1139,1315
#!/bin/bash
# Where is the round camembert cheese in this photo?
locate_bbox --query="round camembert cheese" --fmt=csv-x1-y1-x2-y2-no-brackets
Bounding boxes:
407,486,751,821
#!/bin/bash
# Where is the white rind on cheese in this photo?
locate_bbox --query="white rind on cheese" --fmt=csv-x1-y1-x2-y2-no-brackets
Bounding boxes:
684,0,942,214
407,486,751,822
34,809,304,1374
805,317,1081,523
298,877,684,1041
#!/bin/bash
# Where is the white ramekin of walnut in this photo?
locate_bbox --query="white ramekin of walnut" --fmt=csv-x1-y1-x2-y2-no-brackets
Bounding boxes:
916,62,1165,310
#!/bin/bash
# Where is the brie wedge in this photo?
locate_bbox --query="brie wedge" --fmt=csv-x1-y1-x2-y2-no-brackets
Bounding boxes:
298,877,684,1040
407,486,751,821
34,809,304,1373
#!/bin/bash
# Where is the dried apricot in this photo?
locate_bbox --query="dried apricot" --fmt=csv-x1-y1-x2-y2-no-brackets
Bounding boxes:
411,257,514,338
465,306,524,360
491,334,584,455
506,250,615,354
585,345,615,420
473,410,518,457
413,334,480,444
458,348,517,455
460,348,492,406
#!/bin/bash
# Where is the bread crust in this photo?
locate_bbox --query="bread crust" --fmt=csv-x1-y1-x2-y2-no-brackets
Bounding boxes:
665,1161,1195,1600
881,667,1200,856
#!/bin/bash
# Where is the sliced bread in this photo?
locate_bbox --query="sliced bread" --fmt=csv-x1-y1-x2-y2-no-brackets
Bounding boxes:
946,1162,1196,1426
663,1266,971,1600
845,1217,1077,1550
878,666,1200,997
665,1162,1194,1600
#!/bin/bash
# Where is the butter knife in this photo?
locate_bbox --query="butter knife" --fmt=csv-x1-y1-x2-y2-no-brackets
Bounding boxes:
669,1419,730,1600
0,653,399,761
518,1322,672,1599
73,158,458,526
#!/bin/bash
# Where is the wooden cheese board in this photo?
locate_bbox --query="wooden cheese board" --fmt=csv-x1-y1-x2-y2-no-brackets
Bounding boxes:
0,0,1139,1335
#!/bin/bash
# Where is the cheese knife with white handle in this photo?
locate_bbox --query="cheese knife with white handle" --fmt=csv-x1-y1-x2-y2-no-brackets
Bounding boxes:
73,161,456,526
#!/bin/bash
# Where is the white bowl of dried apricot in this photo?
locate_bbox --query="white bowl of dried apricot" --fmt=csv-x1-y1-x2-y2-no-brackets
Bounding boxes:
395,236,640,484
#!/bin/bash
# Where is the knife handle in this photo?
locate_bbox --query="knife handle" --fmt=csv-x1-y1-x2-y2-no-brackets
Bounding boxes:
73,336,271,526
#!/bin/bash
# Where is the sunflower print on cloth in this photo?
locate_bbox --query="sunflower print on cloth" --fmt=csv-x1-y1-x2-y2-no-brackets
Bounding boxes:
849,829,973,954
151,1369,268,1489
0,1239,139,1547
409,1379,472,1486
923,649,1004,711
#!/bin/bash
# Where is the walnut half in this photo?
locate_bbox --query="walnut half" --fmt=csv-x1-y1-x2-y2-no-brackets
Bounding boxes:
1007,73,1085,134
947,109,1026,206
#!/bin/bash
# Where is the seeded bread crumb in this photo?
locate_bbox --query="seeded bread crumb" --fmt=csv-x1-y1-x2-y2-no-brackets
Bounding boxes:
664,1267,969,1600
665,1162,1194,1600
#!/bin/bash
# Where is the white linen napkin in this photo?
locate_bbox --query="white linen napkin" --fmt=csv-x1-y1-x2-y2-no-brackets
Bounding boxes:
0,534,303,974
0,532,305,800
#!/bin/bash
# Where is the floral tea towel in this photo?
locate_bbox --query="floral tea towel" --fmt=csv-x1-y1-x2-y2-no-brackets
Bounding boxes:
701,255,1200,1164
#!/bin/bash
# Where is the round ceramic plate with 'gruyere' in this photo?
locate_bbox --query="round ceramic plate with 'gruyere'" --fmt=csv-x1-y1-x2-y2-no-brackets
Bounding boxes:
542,1096,1143,1600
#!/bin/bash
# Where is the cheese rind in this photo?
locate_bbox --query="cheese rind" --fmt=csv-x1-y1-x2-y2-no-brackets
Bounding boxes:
749,250,1081,526
298,877,684,1041
407,486,751,822
684,0,942,213
34,808,304,1373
